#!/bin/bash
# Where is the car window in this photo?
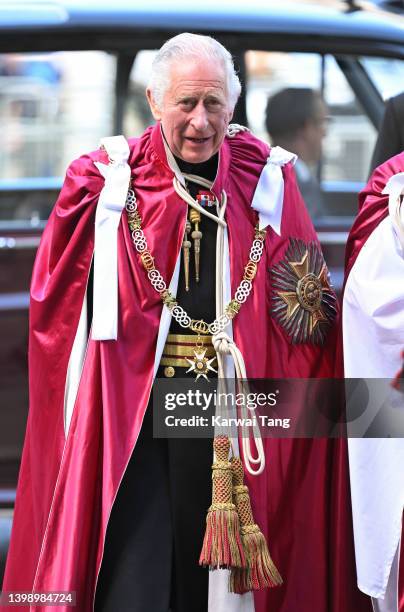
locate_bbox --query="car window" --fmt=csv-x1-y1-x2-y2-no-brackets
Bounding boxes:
360,56,404,100
0,51,116,180
246,51,323,139
322,54,377,185
3,47,402,224
0,51,116,222
245,50,379,218
124,50,156,137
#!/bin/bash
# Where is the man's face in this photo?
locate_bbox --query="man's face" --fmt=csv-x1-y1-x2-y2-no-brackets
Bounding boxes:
147,59,233,163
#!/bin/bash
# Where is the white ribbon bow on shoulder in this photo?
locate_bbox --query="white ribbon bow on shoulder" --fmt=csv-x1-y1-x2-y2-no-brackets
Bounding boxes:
251,145,297,235
92,135,131,340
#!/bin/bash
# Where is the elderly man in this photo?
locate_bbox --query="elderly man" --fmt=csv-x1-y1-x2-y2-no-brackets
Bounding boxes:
3,34,369,612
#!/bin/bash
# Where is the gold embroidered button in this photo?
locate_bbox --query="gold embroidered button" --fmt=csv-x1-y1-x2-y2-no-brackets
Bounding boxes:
164,366,175,378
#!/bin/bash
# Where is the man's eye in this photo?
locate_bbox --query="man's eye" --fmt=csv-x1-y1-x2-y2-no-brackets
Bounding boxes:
206,99,222,109
180,100,195,109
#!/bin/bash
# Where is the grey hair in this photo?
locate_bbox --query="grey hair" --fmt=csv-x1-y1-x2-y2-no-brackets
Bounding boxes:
148,33,241,110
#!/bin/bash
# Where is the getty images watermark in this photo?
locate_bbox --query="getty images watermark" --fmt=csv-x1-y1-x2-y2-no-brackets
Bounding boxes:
163,388,290,430
153,379,295,438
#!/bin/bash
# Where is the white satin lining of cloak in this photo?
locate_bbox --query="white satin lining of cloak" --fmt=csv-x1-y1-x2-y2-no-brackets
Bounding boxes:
63,287,88,436
343,214,404,610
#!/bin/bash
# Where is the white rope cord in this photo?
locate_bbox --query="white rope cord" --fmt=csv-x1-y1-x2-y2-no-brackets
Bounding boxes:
181,173,212,189
173,176,227,227
172,172,265,475
213,191,264,474
213,332,265,475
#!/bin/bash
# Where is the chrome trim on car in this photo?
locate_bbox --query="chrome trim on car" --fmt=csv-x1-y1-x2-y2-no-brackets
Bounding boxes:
0,293,30,311
0,236,41,250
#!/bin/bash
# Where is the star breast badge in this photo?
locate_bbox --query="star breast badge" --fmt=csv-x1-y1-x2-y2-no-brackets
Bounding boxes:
270,238,337,344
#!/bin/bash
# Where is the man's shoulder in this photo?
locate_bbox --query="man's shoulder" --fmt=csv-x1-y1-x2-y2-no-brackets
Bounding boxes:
225,126,298,175
345,151,403,275
67,128,153,177
366,150,404,198
225,124,270,165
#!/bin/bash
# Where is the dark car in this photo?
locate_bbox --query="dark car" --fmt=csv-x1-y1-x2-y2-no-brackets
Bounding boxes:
0,0,403,583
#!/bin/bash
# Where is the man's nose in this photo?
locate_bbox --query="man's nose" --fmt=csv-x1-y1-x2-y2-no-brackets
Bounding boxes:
190,102,209,131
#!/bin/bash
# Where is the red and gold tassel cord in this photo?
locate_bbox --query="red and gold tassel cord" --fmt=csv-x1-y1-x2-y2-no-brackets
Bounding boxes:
199,436,246,570
230,456,283,593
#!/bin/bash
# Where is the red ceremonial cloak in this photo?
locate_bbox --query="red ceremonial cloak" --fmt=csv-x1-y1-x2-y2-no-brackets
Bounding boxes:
3,123,370,612
345,152,404,279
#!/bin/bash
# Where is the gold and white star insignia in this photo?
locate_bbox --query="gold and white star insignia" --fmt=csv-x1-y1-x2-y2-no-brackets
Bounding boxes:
289,251,309,279
271,239,337,344
186,348,217,381
278,291,300,319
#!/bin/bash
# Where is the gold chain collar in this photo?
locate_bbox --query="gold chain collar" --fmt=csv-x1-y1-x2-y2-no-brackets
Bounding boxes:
126,184,267,378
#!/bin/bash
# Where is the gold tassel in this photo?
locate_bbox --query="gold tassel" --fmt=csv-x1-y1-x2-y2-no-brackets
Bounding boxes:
229,456,283,593
199,436,246,569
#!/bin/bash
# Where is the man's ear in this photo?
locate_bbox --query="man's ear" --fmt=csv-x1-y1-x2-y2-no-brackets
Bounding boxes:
146,88,162,121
